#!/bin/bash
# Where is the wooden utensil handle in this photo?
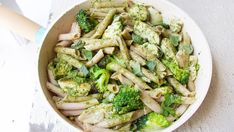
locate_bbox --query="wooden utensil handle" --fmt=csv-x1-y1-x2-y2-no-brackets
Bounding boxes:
0,5,43,42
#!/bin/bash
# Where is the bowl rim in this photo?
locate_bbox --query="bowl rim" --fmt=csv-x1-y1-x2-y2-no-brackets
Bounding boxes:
38,0,212,131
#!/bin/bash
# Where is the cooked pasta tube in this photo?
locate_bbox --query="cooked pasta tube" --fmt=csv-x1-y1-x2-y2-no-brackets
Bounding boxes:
142,67,160,84
129,50,146,65
107,84,119,93
167,77,194,97
58,33,78,41
110,72,120,80
121,28,132,40
118,74,134,86
79,110,105,124
118,123,131,131
56,98,99,110
52,96,62,102
83,39,118,50
58,53,83,68
116,37,130,61
55,46,80,59
116,107,152,130
86,49,104,67
94,1,127,8
103,47,115,54
180,96,196,104
56,40,72,47
70,22,81,40
92,9,116,39
90,7,125,13
130,45,155,60
82,29,96,38
47,69,58,86
140,90,161,113
106,62,152,90
130,45,167,72
96,111,134,128
146,86,173,99
63,94,102,102
91,12,108,17
188,76,195,91
60,109,83,116
83,123,117,132
46,82,66,97
125,40,133,46
78,104,110,124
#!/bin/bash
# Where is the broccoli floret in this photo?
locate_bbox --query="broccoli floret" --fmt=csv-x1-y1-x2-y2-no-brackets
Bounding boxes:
162,58,190,84
161,93,182,117
90,65,110,93
129,4,148,21
113,85,143,114
131,112,170,131
132,33,145,44
76,9,98,33
48,58,73,80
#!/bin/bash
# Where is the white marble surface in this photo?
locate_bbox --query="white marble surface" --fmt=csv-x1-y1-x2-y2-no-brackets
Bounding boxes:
1,0,234,132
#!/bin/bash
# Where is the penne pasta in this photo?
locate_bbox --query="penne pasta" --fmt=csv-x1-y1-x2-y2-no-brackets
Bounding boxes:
90,7,125,13
56,40,72,47
180,96,196,104
140,90,161,113
91,11,108,17
125,40,133,46
116,37,130,62
83,123,117,132
47,69,58,86
61,109,83,116
129,50,146,65
56,98,99,110
63,94,102,102
103,47,115,54
46,82,66,97
92,9,116,39
142,67,160,84
96,111,134,128
94,1,127,8
121,28,132,40
83,39,118,51
107,84,119,93
86,49,104,67
82,29,96,38
54,46,80,59
107,62,152,90
146,86,173,99
118,74,134,86
168,77,194,97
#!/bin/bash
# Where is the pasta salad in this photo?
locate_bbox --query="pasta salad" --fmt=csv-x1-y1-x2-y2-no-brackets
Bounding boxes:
46,0,200,131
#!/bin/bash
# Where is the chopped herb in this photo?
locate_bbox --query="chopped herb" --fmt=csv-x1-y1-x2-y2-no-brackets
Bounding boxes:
130,61,143,76
82,49,93,60
161,93,182,117
79,65,89,76
146,61,157,71
170,35,180,47
132,33,145,45
71,40,85,49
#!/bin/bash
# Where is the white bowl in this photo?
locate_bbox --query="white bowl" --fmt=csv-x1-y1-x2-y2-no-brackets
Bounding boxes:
38,0,212,131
